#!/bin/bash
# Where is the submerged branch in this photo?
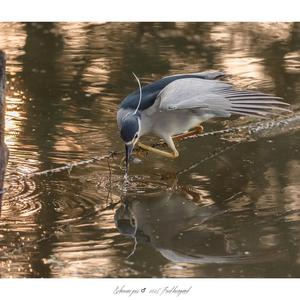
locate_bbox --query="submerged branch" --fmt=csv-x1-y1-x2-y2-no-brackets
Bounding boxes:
0,51,8,212
25,152,119,178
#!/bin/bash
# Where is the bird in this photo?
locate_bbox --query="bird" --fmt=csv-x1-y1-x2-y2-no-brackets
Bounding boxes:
117,71,291,170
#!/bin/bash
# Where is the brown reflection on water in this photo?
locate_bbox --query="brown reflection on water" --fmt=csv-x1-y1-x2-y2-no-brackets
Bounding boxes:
0,22,299,277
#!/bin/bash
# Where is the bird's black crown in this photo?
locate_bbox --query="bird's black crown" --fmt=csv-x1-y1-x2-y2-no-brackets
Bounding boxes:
120,114,139,143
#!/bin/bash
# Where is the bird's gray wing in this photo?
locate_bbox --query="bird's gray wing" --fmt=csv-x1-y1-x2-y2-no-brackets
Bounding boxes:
158,78,290,118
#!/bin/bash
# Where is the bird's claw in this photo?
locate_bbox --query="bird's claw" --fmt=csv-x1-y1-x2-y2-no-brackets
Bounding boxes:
135,146,148,158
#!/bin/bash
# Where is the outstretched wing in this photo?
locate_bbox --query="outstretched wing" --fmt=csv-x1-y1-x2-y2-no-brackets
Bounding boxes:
120,71,225,111
158,78,291,118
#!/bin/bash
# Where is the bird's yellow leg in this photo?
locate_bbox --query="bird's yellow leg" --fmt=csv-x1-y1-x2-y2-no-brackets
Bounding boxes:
137,141,179,158
172,125,204,141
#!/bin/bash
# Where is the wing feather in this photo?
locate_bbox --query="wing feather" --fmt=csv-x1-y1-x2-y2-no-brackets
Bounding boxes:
158,78,291,118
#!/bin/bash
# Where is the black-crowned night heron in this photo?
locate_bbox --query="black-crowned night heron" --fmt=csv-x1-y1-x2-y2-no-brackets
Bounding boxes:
117,71,290,169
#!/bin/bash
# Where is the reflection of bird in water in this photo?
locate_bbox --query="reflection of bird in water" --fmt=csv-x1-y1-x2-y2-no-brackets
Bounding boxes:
114,188,274,264
117,71,291,172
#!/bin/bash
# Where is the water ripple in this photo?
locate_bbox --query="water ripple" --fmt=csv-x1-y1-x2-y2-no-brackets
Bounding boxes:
2,176,42,222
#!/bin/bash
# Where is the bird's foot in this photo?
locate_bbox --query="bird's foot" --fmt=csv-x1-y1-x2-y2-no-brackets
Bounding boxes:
172,125,204,141
196,125,204,134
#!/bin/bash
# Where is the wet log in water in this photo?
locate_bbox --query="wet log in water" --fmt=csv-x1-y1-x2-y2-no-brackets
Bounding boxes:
0,50,8,206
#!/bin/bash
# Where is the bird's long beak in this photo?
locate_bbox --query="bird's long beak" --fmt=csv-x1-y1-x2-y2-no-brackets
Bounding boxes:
125,143,134,172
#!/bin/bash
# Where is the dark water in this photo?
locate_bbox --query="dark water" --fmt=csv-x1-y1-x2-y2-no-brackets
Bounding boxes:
0,22,300,278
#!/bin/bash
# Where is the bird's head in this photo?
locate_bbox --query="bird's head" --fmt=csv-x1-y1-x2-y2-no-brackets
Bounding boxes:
120,113,141,169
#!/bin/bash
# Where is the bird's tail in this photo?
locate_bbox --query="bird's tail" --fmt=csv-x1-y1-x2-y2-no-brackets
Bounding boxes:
224,90,291,118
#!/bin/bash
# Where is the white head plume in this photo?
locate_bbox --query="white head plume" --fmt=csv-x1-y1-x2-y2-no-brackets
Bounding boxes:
132,72,142,115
